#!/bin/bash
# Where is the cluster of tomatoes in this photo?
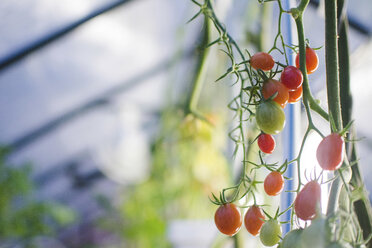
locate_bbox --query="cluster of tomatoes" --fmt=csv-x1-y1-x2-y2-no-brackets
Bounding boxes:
213,47,347,247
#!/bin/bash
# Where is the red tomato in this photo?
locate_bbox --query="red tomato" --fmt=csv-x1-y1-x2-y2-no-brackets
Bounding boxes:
244,206,265,236
214,203,242,236
295,47,319,74
262,79,289,108
250,52,275,71
264,171,284,196
294,181,321,221
257,133,276,154
288,85,303,103
316,133,344,170
280,66,303,90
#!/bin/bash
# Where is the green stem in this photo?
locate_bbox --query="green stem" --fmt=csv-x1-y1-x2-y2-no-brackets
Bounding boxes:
324,0,343,217
186,16,211,114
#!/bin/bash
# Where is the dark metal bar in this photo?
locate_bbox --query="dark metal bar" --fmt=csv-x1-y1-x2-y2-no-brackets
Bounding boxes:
0,0,133,72
8,47,195,153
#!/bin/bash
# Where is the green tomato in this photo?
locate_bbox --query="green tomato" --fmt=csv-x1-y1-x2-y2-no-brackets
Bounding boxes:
280,229,304,248
300,216,331,248
260,219,282,247
256,100,285,134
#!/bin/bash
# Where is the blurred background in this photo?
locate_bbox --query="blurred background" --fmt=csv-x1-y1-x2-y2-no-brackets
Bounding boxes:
0,0,371,247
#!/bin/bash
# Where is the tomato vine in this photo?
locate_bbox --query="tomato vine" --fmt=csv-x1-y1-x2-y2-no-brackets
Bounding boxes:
188,0,372,247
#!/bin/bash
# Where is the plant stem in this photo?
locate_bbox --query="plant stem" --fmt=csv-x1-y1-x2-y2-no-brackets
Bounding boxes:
186,16,211,115
324,0,343,217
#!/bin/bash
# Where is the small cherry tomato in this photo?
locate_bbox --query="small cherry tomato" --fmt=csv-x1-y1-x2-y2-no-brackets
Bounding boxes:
214,203,242,236
280,66,303,90
257,133,276,154
294,181,321,221
244,205,265,236
295,47,319,74
288,85,303,103
262,79,289,108
260,219,282,247
316,133,344,171
250,52,275,71
256,100,286,135
300,216,331,248
264,171,284,196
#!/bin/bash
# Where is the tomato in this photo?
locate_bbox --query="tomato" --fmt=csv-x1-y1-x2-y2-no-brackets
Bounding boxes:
264,171,284,196
316,133,344,170
288,85,303,103
214,203,242,236
280,66,303,90
259,219,282,247
244,205,265,236
295,47,319,74
262,79,289,108
250,52,275,71
256,100,286,135
294,181,321,221
300,216,331,248
280,229,303,248
257,133,275,154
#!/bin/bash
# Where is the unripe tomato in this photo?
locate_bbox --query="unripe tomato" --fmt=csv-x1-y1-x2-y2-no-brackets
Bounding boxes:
257,133,276,154
260,219,282,247
300,216,331,248
250,52,275,71
244,205,265,236
280,229,304,248
295,47,319,74
262,79,289,108
288,85,303,103
256,100,286,135
294,181,321,221
280,66,303,90
316,133,344,170
264,171,284,196
214,203,242,236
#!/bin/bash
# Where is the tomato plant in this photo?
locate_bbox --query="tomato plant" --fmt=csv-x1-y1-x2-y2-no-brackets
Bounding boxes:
244,205,265,236
259,219,282,247
294,181,321,221
280,65,303,90
257,133,276,154
262,79,289,108
256,100,286,135
295,46,319,74
288,85,303,103
214,203,242,236
250,52,275,71
264,171,284,196
316,133,344,170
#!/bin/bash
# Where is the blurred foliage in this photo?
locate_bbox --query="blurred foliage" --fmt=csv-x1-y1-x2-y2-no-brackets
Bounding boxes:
97,109,231,247
0,147,76,247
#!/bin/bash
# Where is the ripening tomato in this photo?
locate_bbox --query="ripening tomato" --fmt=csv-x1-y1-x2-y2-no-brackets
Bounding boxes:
295,47,319,74
250,52,275,71
280,66,303,90
264,171,284,196
256,100,286,135
262,79,289,108
280,229,304,248
288,85,303,103
260,219,282,247
214,203,242,236
294,181,321,221
257,133,275,154
244,205,265,236
316,133,344,171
